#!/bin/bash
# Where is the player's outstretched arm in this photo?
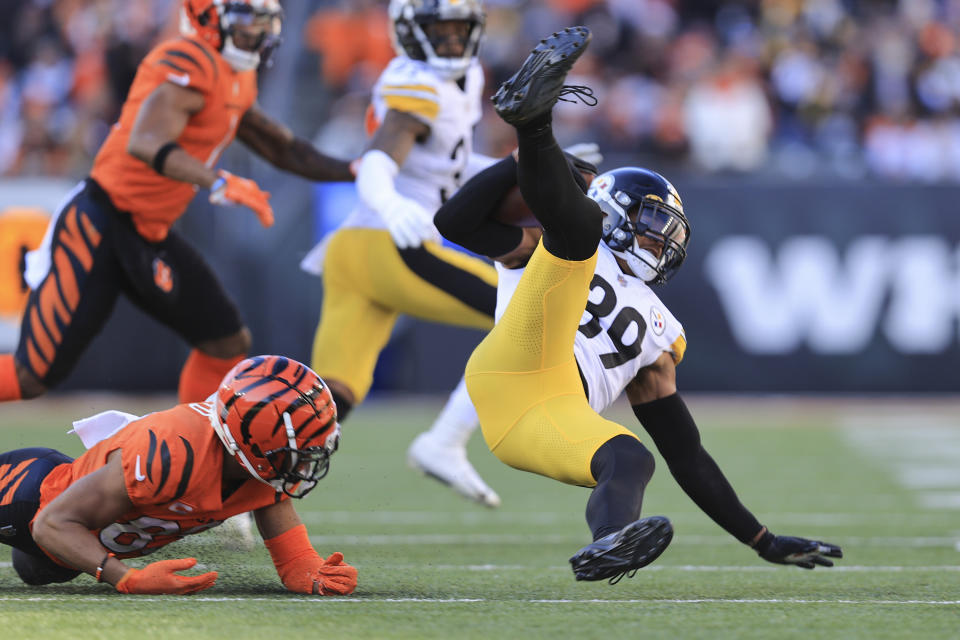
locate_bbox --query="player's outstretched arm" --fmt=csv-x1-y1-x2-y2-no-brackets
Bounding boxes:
751,528,843,569
256,501,357,595
627,354,843,569
237,104,354,182
31,451,218,593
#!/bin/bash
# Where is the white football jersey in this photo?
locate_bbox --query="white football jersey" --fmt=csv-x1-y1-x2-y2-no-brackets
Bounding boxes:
341,55,485,230
494,244,687,414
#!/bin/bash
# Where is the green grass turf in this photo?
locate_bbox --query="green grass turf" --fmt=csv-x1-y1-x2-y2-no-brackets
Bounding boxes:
1,395,958,639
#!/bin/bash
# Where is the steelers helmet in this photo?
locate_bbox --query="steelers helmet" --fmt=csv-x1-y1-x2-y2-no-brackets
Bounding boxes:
587,167,690,284
388,0,485,80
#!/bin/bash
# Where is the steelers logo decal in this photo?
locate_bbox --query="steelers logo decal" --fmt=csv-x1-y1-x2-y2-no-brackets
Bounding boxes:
587,173,614,199
650,307,666,336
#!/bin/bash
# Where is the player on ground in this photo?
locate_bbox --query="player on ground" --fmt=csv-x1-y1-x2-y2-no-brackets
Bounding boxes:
450,27,843,582
0,0,354,408
301,0,500,507
0,355,357,596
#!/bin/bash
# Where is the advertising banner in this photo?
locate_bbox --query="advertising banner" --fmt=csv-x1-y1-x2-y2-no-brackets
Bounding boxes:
663,180,960,391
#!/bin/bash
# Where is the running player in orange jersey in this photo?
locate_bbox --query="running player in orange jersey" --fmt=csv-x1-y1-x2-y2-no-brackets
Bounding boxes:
0,1,354,405
0,355,357,596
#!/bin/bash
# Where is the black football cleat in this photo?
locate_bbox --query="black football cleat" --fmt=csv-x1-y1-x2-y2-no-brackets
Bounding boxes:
569,516,673,583
492,26,594,128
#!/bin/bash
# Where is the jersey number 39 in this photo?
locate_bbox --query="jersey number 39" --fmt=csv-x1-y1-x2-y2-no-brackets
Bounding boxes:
577,274,646,369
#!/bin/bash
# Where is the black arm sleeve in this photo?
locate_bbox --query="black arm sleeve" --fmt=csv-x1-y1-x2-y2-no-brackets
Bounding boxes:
433,155,524,258
632,393,764,545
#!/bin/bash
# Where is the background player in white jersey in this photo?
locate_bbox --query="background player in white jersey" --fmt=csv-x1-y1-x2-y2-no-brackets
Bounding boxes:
444,27,843,582
301,0,500,507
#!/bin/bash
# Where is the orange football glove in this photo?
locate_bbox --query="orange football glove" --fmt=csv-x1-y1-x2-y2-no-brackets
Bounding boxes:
264,524,358,595
114,557,217,595
209,169,274,228
312,552,358,595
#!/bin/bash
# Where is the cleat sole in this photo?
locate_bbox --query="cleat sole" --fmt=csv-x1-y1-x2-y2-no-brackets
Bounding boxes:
492,26,593,127
570,516,673,582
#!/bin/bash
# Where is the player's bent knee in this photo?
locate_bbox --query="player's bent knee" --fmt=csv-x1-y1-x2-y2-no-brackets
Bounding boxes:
15,364,47,400
197,327,252,359
11,548,81,586
591,434,655,485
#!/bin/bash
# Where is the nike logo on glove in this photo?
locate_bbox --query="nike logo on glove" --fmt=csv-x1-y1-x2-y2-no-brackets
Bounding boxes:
135,455,147,482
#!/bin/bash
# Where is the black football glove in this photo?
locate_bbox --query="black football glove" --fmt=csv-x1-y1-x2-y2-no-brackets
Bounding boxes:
753,530,843,569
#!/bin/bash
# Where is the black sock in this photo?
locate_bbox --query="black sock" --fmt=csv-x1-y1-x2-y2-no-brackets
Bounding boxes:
515,111,553,141
515,115,601,261
330,389,353,422
585,435,656,540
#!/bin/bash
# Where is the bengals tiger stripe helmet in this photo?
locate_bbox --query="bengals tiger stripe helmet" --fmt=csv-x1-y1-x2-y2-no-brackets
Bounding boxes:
180,0,283,72
211,355,340,498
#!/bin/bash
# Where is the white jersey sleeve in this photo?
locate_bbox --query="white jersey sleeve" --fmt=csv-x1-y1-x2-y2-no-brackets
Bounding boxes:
372,57,444,126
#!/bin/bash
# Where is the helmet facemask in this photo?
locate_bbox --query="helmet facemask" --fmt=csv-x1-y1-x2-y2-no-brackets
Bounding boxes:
592,177,690,284
210,355,341,498
260,412,340,498
219,1,283,72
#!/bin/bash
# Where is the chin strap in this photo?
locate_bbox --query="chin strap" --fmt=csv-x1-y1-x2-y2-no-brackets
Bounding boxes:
610,245,659,283
222,37,260,71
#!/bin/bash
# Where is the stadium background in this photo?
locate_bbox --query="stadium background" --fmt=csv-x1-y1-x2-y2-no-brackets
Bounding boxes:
1,0,959,394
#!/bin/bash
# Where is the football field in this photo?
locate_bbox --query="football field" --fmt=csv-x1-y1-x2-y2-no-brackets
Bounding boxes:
1,394,958,639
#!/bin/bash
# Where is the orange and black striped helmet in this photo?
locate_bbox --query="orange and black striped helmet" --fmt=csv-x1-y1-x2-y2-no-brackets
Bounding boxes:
212,355,340,498
180,1,283,71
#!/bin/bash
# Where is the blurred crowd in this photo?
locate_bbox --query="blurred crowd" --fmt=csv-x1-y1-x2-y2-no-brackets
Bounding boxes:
0,0,178,177
4,0,960,182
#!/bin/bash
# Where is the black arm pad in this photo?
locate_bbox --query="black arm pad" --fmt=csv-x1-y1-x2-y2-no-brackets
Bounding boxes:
632,393,764,545
434,155,524,257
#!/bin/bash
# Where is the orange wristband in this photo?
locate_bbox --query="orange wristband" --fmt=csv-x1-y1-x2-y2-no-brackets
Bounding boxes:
749,526,769,548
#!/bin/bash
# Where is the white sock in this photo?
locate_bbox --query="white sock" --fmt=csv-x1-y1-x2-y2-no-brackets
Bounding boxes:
425,376,478,448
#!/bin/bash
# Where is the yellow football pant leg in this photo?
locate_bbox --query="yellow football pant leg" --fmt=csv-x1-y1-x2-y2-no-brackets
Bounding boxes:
312,228,497,403
465,243,637,487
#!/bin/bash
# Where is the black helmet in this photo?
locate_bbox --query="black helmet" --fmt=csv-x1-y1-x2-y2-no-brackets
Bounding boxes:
587,167,690,284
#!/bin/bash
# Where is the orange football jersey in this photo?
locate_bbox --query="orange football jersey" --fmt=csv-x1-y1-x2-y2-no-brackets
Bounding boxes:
90,36,258,242
37,402,287,559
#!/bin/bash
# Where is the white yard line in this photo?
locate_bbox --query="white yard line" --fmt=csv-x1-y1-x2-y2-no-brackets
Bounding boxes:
296,511,958,526
844,422,960,518
300,533,959,547
918,493,960,509
401,564,960,573
2,561,957,573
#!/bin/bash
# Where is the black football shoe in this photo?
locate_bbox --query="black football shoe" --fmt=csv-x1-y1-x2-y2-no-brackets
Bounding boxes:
569,516,673,583
492,26,595,128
